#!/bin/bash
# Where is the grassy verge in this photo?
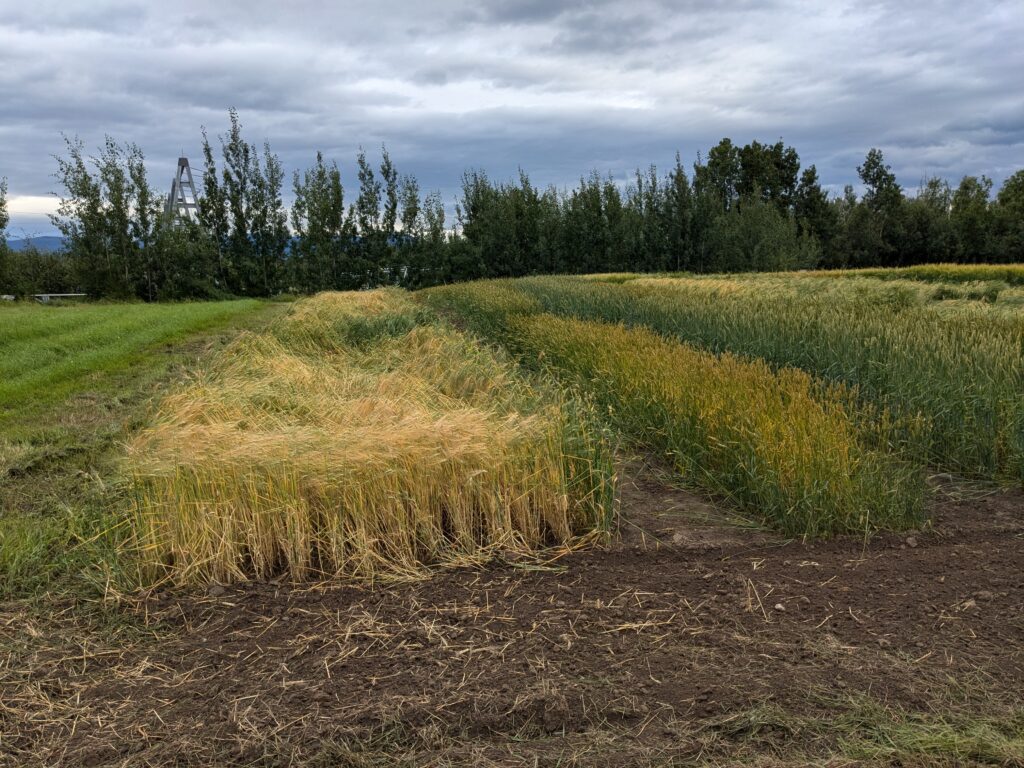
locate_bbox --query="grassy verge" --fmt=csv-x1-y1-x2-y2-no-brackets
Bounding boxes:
0,299,278,598
0,300,265,430
507,274,1024,484
424,282,923,536
128,290,614,585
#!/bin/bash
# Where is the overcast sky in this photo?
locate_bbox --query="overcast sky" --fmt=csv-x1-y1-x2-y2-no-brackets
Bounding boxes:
2,0,1022,237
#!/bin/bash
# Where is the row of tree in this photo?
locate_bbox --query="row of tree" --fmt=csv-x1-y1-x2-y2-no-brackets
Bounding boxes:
456,141,1024,277
1,114,1022,299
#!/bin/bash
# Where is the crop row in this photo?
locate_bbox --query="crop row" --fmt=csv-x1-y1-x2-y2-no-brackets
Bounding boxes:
502,274,1024,483
424,281,924,536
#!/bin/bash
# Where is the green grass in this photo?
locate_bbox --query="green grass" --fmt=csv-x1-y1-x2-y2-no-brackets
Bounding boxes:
0,300,264,434
0,299,275,598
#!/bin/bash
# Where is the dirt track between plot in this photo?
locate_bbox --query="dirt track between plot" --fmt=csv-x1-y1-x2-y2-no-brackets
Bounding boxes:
3,464,1023,766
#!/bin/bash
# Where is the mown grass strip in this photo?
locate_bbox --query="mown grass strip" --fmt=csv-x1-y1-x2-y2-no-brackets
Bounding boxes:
129,290,614,586
0,300,264,419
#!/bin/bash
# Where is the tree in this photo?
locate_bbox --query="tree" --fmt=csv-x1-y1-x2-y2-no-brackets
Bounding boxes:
628,165,668,272
397,173,422,286
856,148,904,264
664,153,694,271
378,147,401,284
128,147,161,300
198,110,289,296
355,147,381,237
794,165,838,265
694,139,741,211
380,146,399,239
900,177,954,266
250,143,290,295
993,170,1024,262
221,109,255,293
703,194,818,272
51,135,160,298
858,149,903,215
51,136,106,295
950,175,993,262
353,147,383,283
197,126,230,288
291,152,351,291
0,177,9,291
412,189,447,287
0,245,74,296
149,220,221,300
738,140,801,212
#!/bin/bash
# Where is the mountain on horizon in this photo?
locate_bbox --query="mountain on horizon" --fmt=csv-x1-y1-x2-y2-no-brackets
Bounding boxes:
6,236,66,253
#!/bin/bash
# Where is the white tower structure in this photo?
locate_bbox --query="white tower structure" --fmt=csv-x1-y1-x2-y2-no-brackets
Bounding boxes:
164,157,199,222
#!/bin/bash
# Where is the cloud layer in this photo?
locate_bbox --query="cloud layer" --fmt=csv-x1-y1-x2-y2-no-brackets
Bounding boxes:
2,0,1022,236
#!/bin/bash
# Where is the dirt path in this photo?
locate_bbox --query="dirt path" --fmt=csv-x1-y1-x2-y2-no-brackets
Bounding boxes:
3,463,1023,766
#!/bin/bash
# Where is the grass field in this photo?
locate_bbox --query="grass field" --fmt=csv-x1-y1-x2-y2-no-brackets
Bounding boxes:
806,262,1024,286
0,299,265,435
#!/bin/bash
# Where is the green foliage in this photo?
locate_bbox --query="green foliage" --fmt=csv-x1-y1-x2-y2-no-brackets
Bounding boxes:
703,195,819,272
290,152,356,291
900,177,955,265
994,170,1024,261
197,109,289,297
952,175,995,261
50,135,159,298
737,139,801,211
35,120,1024,298
794,165,839,256
0,246,74,296
0,177,9,290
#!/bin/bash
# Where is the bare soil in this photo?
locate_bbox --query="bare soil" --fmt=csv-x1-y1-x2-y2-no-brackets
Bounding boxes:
3,460,1023,767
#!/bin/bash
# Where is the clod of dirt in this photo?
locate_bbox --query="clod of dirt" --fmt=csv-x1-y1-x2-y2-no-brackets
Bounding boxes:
207,584,226,597
975,590,994,601
905,536,918,548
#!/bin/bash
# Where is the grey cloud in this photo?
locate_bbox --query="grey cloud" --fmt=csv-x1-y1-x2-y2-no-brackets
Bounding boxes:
2,0,1023,237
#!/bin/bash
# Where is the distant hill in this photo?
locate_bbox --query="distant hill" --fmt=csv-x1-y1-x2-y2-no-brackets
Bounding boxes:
6,236,66,253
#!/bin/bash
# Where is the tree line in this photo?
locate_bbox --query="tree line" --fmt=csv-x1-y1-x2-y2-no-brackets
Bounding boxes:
2,112,1022,299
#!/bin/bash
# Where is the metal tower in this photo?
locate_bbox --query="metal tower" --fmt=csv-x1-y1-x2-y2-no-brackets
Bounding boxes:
164,157,199,223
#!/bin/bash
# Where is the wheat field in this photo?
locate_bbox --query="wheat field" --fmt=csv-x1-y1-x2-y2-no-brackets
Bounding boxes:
128,290,613,586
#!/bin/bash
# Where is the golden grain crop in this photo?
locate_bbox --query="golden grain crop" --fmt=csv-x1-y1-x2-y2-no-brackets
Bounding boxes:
128,289,612,586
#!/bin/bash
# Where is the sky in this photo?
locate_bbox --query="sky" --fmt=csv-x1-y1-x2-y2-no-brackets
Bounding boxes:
1,0,1022,237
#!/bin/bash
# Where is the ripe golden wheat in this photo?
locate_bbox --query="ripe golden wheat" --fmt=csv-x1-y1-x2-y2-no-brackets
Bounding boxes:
128,289,612,586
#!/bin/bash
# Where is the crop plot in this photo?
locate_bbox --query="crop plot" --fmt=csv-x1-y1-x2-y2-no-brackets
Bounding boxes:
2,268,1022,767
